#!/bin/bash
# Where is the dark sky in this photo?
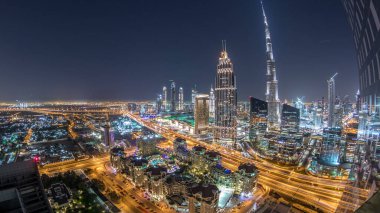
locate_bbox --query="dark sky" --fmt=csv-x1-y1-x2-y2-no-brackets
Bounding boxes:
0,0,358,102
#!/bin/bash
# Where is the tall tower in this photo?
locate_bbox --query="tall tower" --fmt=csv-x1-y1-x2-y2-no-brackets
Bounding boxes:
170,81,176,112
262,1,280,129
356,89,361,114
327,73,338,128
156,94,162,114
214,41,237,143
191,85,198,111
209,85,215,119
178,87,184,111
162,86,167,111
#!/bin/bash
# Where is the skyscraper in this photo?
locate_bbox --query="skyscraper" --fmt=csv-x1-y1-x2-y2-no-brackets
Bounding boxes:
163,86,167,112
249,97,268,141
156,94,162,114
262,1,280,129
342,0,380,114
170,81,176,112
178,87,184,111
281,104,300,133
209,86,215,119
194,94,209,135
0,161,52,213
214,41,237,143
328,73,338,127
191,85,198,111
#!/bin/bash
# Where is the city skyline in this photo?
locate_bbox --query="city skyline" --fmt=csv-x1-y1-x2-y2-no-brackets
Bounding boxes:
0,0,357,102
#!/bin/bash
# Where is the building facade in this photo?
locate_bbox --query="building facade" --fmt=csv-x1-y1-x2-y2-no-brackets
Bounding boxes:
214,42,237,143
178,87,184,111
209,86,215,120
262,2,281,129
342,0,380,114
163,86,167,112
327,74,338,128
194,94,210,135
170,81,176,112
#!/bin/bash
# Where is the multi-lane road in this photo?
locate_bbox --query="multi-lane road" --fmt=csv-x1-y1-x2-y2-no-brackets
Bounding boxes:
5,107,370,212
125,111,369,213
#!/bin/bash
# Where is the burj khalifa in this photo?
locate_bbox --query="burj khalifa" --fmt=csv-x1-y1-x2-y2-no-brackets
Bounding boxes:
262,1,280,129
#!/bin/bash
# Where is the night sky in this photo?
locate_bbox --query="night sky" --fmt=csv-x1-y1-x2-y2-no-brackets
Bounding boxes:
0,0,358,102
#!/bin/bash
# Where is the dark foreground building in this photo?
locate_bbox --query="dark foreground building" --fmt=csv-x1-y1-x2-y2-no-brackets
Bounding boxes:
342,0,380,113
0,160,52,213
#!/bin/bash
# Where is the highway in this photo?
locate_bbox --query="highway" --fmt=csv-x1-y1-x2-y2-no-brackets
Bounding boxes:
5,107,368,212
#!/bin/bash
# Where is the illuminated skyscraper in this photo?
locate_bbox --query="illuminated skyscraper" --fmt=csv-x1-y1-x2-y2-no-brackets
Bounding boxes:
156,94,162,114
170,81,176,112
178,87,184,111
356,89,361,114
262,1,280,129
327,73,338,127
194,94,209,135
209,86,215,119
191,85,198,111
214,41,237,143
103,114,112,148
163,86,167,111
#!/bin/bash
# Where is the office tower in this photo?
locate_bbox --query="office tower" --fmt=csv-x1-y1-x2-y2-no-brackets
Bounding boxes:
209,86,215,119
328,73,338,127
0,160,52,213
313,101,323,129
191,85,198,111
281,104,300,133
262,2,280,129
249,97,268,141
194,94,209,135
156,94,162,114
163,86,167,111
356,89,361,113
178,87,184,111
214,41,237,143
320,127,343,166
170,81,176,112
103,115,112,148
342,0,380,114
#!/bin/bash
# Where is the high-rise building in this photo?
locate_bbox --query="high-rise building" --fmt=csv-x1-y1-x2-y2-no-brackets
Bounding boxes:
191,85,198,111
342,0,380,114
328,73,338,127
103,119,112,148
170,81,176,112
214,41,237,143
0,160,52,213
262,2,280,129
194,94,209,135
281,104,300,133
178,87,184,111
249,97,268,140
163,86,167,112
209,86,215,119
156,94,162,114
356,89,361,114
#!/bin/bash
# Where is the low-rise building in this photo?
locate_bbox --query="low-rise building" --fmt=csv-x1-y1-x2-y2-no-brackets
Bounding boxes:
187,182,219,213
48,183,72,208
144,166,167,201
235,163,259,195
